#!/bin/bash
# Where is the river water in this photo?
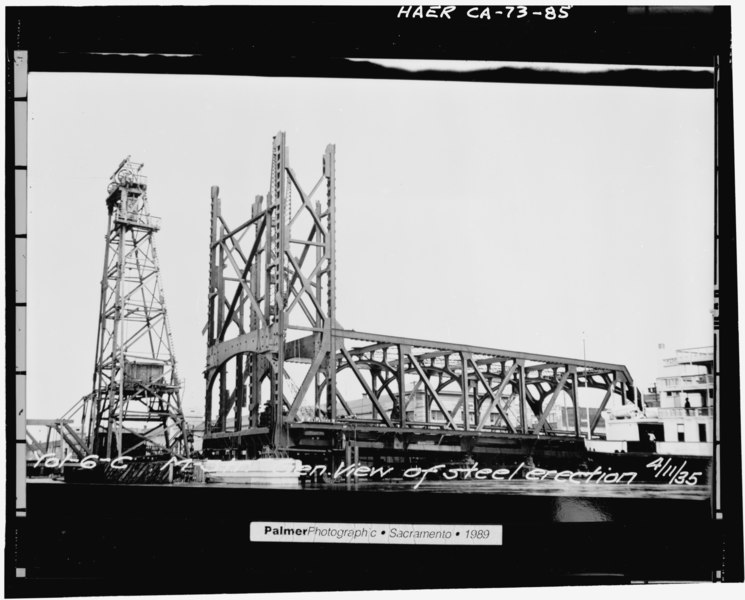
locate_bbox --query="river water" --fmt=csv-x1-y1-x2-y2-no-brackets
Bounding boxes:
185,478,711,501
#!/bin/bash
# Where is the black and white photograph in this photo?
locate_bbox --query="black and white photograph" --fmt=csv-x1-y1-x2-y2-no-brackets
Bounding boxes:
5,2,743,596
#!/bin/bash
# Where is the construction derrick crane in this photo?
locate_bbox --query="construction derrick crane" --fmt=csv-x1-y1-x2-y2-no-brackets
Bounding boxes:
80,158,189,458
204,133,640,462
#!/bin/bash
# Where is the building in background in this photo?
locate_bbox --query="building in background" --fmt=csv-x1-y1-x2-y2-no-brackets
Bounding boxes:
601,346,713,454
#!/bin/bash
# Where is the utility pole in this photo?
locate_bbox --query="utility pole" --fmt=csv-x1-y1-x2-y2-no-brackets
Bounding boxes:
584,333,590,441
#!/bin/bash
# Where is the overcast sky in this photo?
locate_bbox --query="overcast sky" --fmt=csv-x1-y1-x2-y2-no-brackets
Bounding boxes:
26,69,714,418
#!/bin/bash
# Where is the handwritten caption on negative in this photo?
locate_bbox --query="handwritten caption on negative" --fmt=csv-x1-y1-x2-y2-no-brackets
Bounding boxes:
32,454,704,487
646,457,704,485
397,5,573,21
250,522,502,545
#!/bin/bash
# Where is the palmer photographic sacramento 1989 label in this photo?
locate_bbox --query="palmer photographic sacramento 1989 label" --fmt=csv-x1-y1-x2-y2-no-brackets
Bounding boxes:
250,522,502,545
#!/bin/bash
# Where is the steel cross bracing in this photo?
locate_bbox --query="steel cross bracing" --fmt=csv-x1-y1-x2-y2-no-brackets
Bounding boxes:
203,133,639,457
80,158,190,459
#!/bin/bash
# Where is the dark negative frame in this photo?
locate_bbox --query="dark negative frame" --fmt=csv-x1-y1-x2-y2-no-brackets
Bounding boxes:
5,4,742,596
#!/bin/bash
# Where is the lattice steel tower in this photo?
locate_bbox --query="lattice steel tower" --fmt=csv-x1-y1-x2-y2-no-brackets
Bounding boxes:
82,158,189,458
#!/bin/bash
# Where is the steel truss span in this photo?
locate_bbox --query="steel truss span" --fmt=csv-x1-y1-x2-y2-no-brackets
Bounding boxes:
204,133,638,460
